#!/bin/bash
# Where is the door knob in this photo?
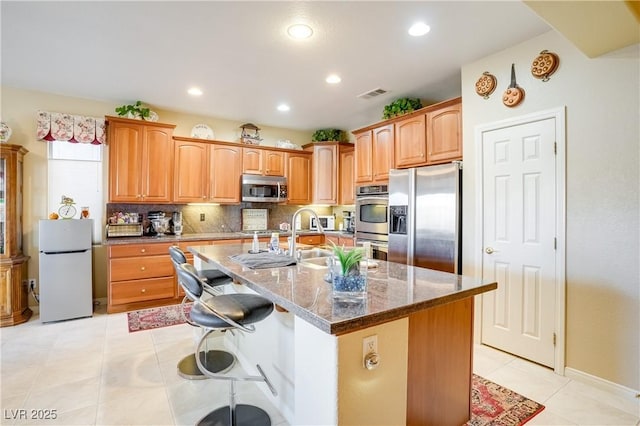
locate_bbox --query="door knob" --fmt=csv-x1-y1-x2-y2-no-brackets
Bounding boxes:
485,247,495,254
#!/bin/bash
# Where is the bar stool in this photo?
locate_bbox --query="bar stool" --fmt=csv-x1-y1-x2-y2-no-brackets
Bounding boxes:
177,263,277,426
169,246,235,380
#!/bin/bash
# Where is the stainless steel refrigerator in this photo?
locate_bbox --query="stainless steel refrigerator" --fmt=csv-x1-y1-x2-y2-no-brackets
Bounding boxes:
39,219,93,322
388,162,462,273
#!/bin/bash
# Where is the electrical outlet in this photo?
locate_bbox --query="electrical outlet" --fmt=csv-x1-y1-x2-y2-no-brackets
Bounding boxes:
363,335,377,357
200,213,205,221
28,278,36,290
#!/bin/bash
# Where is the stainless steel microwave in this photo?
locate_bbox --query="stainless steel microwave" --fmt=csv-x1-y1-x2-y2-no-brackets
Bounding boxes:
241,175,288,203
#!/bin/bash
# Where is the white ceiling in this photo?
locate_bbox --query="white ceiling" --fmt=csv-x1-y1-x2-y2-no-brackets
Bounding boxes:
2,1,552,131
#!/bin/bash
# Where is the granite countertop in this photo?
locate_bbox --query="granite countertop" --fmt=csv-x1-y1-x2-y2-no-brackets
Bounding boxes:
188,243,497,335
103,230,324,245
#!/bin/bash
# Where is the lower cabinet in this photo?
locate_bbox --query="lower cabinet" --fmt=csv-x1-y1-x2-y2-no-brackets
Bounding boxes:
108,242,177,313
325,234,355,247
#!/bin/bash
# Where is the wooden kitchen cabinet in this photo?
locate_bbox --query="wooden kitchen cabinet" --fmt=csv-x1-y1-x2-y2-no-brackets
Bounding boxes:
285,152,312,204
210,144,242,203
107,242,178,313
395,98,462,167
354,125,394,184
297,234,325,246
107,116,175,203
354,131,373,183
339,146,355,205
353,97,461,172
426,102,462,164
310,143,338,204
303,142,354,205
0,144,30,327
173,138,242,203
243,147,285,176
395,114,427,168
325,233,354,247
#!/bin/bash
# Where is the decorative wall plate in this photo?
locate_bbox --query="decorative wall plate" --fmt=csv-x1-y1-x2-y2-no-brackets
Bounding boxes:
191,124,214,139
475,72,497,99
531,50,559,82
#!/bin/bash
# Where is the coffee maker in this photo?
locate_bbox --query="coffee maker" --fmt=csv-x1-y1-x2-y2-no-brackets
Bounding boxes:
343,211,355,233
171,211,183,236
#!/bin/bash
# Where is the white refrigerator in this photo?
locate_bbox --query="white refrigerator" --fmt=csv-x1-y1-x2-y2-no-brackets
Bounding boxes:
39,219,93,322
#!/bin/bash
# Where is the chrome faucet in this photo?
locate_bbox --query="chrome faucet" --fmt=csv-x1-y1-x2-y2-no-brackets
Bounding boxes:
290,208,324,258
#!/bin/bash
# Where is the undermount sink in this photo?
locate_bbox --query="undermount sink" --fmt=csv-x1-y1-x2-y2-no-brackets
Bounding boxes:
297,248,333,260
297,248,333,269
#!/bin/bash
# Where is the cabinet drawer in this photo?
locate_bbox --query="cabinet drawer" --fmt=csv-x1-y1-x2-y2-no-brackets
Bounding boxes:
110,277,175,305
297,235,324,245
110,256,173,281
109,242,174,258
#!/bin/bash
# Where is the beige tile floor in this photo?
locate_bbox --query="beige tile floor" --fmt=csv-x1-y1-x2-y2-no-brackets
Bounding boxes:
1,305,638,426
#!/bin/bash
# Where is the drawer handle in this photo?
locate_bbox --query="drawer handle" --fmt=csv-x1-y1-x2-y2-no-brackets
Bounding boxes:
140,248,146,253
140,266,146,271
141,288,146,293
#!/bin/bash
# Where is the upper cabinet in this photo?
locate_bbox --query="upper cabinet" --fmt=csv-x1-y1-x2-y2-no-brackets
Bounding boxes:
302,142,354,206
339,146,355,205
425,102,462,164
352,97,462,174
310,143,338,205
395,114,426,168
285,151,312,205
242,147,285,177
173,137,242,204
354,123,395,184
107,116,175,203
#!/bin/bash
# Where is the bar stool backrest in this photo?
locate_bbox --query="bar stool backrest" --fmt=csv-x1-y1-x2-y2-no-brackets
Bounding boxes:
177,263,205,300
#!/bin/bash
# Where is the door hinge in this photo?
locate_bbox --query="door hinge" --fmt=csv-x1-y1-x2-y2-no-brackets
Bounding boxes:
554,237,557,250
554,142,557,155
553,333,557,346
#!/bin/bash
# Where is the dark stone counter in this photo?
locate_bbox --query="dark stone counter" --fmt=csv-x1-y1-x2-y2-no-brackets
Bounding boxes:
188,242,497,335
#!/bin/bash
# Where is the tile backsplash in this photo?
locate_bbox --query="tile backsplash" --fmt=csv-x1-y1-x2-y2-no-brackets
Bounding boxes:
107,203,335,233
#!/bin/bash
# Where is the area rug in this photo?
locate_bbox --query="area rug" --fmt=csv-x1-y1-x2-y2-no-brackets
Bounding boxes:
127,306,545,425
127,303,191,332
468,374,544,425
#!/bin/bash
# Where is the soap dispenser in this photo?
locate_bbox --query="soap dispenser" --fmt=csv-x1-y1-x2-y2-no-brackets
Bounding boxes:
251,231,260,253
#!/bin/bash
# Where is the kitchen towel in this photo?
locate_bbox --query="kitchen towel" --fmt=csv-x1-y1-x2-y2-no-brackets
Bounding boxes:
230,252,297,269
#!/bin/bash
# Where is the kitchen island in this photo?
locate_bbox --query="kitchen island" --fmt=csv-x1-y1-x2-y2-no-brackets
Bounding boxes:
189,243,497,426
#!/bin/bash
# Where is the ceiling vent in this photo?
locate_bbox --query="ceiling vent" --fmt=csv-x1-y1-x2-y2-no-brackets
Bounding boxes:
357,88,388,99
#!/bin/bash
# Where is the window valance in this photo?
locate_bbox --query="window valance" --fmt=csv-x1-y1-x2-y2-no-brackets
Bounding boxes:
37,110,106,144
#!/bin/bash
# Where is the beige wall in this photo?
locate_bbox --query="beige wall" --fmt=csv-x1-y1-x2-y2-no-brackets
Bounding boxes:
1,86,312,300
460,31,639,390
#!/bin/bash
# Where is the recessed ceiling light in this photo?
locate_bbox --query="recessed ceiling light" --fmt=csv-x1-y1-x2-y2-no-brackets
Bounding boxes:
188,87,203,96
326,74,342,84
408,22,430,37
277,104,290,112
287,24,313,39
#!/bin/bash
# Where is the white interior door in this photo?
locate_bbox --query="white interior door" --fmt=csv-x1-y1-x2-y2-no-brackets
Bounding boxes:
480,116,558,368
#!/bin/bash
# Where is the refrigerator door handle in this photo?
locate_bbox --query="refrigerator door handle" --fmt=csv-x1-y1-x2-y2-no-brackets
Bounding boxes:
41,249,90,255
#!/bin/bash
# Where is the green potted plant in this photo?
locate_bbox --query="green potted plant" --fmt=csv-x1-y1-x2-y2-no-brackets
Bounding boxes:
115,100,151,120
330,242,367,299
382,97,423,119
311,128,345,142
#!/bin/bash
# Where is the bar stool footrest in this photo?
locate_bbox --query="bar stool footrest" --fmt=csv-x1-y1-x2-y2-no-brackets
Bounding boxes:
177,350,235,380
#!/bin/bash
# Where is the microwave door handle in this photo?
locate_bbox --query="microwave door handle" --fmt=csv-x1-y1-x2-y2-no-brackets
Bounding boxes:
357,196,387,202
277,182,281,202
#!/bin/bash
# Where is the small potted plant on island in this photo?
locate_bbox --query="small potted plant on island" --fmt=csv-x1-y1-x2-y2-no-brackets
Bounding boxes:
330,243,367,299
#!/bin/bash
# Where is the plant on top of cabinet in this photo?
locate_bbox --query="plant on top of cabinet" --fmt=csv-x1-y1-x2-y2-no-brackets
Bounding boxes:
312,128,345,142
382,97,423,119
114,100,151,120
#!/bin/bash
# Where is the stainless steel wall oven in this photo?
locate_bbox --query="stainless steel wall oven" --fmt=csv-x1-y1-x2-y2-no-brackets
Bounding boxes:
355,184,389,261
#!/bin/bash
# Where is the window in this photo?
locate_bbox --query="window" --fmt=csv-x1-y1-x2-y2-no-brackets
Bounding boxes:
47,141,103,243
